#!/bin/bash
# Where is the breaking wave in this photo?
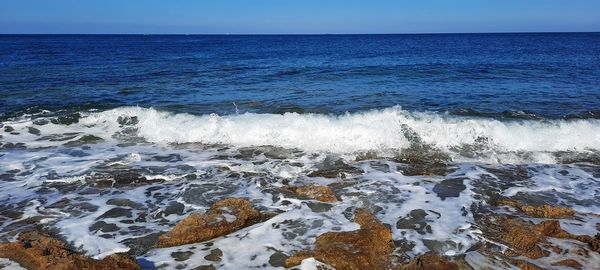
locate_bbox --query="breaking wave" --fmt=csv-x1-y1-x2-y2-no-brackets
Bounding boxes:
4,106,599,164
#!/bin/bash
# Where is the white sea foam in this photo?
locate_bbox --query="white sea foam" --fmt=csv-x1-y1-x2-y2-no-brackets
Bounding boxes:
4,106,600,163
0,258,27,270
100,106,600,154
1,106,600,269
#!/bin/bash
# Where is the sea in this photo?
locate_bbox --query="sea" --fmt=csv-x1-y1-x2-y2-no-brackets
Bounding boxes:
1,33,600,269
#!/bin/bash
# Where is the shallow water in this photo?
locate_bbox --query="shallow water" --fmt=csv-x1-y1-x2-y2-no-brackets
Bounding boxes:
1,34,599,269
1,107,599,269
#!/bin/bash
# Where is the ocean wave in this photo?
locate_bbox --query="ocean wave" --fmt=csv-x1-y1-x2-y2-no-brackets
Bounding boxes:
3,106,600,163
77,106,600,154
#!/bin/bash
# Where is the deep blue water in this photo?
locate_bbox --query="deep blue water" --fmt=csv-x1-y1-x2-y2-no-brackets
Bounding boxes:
1,33,600,118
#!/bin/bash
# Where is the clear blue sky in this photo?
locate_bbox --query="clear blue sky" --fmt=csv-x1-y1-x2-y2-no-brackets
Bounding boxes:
1,0,599,34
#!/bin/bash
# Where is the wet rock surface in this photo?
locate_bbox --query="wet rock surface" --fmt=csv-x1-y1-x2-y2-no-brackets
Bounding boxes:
432,178,466,200
171,251,194,261
551,259,583,269
479,214,600,262
1,142,26,150
97,207,133,219
398,253,458,270
94,171,161,188
27,127,41,135
393,138,453,176
121,232,162,256
497,197,575,218
63,134,104,147
0,230,139,270
307,157,364,178
285,208,458,270
156,198,269,248
203,248,222,262
396,209,436,235
284,208,397,270
287,184,337,202
117,116,139,126
50,114,80,125
236,146,301,160
106,198,144,209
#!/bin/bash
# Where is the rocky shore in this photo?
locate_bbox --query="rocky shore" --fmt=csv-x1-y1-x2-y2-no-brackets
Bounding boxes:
0,231,139,270
1,144,599,269
1,184,598,269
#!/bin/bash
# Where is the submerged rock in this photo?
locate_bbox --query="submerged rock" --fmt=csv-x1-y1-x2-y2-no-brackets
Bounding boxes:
236,146,301,160
94,171,160,188
268,250,287,267
555,151,600,165
307,157,364,178
28,127,41,135
203,248,223,262
121,232,162,256
287,185,337,202
89,221,119,233
0,230,139,270
171,251,194,261
0,142,26,150
399,253,458,270
284,208,396,270
393,140,453,176
50,113,80,125
432,178,466,200
156,198,270,248
106,198,144,209
285,208,457,270
396,209,435,235
510,259,545,270
32,119,49,126
397,163,451,177
117,116,139,126
497,198,574,218
551,259,583,270
63,135,104,147
96,207,133,219
481,215,600,259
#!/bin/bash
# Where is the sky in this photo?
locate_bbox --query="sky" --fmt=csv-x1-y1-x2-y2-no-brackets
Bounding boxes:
1,0,599,34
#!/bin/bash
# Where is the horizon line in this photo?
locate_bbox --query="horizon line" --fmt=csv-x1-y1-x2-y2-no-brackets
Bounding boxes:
1,30,599,36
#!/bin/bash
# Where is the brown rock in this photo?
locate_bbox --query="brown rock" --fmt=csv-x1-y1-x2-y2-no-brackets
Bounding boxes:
534,220,600,253
156,198,267,248
398,253,458,270
510,259,545,270
287,185,337,202
497,198,574,218
551,259,582,270
497,217,550,259
284,208,395,270
285,209,458,270
481,216,600,260
393,144,452,176
0,231,139,270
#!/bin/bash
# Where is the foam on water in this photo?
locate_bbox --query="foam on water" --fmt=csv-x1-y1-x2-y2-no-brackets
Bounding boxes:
3,106,600,163
0,258,27,270
1,106,599,269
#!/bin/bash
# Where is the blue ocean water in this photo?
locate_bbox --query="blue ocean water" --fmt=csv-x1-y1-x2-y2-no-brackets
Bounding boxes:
2,34,600,269
1,33,599,118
